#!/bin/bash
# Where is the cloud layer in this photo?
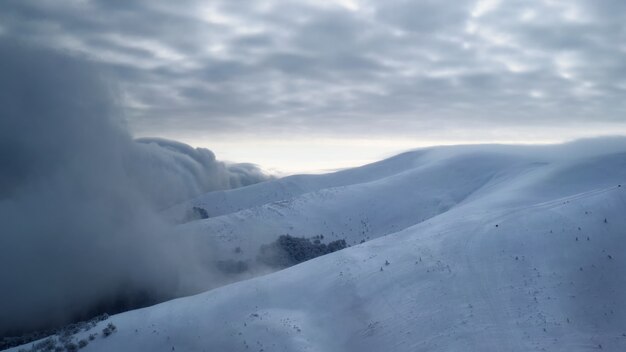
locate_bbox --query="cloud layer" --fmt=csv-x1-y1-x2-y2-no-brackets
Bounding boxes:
0,39,268,336
1,0,625,141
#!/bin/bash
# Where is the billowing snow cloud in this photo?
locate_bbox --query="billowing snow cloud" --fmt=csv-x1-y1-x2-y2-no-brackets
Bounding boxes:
0,0,625,141
0,39,269,336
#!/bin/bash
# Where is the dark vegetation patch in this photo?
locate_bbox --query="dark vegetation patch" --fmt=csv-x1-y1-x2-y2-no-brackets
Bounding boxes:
258,235,348,268
2,289,159,350
2,314,111,351
192,206,209,219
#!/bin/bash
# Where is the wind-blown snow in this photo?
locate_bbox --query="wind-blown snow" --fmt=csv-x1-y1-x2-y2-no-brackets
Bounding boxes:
10,138,626,352
0,39,270,337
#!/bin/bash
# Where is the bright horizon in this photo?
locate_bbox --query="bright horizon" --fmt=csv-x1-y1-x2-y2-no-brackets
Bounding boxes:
141,126,626,174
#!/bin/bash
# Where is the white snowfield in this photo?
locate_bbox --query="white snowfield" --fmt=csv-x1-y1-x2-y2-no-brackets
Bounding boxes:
12,140,626,351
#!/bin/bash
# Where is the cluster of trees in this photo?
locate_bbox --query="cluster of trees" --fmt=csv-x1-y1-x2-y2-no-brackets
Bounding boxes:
258,235,347,268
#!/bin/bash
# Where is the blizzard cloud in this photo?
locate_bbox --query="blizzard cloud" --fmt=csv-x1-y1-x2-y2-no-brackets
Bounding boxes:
0,39,268,336
132,138,271,207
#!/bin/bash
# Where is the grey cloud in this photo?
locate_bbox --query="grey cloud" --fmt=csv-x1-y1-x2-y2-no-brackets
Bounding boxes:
1,0,625,138
133,137,272,207
0,39,269,336
375,0,473,33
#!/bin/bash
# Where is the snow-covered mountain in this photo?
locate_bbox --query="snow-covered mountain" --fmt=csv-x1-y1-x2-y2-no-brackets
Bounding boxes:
9,140,626,352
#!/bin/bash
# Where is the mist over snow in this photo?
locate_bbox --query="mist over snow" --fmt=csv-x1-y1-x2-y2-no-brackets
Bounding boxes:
0,39,270,336
4,135,624,351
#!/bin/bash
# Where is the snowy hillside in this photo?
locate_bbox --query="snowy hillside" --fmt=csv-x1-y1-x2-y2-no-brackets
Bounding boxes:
8,140,626,352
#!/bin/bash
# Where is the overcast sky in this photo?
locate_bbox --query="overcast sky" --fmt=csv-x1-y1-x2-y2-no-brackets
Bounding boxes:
2,0,626,173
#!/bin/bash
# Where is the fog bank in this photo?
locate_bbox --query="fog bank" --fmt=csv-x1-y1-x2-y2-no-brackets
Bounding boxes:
0,39,268,336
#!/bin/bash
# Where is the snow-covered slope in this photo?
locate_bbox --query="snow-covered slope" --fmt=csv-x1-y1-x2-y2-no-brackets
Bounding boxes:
164,149,430,222
178,150,526,264
9,140,626,352
174,144,626,268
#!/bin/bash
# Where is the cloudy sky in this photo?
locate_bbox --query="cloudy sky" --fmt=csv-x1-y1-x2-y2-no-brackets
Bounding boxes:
2,0,626,173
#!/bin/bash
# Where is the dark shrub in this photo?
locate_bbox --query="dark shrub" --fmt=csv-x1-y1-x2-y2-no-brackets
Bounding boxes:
101,323,116,338
192,206,209,219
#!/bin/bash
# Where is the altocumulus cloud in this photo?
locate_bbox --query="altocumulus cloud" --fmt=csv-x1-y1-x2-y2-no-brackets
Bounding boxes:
0,39,269,336
0,0,625,141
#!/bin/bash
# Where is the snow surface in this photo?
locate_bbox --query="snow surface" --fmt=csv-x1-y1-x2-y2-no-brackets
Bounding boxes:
9,140,626,351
